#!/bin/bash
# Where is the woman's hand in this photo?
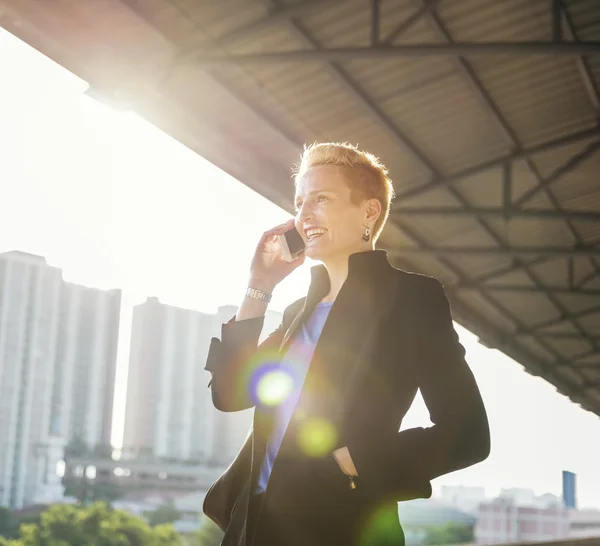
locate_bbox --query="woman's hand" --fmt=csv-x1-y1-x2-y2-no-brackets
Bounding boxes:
249,219,306,292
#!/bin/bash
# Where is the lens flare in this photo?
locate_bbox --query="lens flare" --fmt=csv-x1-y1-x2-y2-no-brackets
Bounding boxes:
358,503,402,546
297,418,338,457
256,369,294,406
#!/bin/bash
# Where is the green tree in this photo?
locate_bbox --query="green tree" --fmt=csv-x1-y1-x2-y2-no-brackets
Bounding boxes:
0,507,14,537
189,516,223,546
6,502,181,546
144,501,182,527
424,522,474,545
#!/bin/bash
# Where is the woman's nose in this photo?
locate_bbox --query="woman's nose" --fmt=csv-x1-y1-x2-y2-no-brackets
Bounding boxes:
297,203,312,223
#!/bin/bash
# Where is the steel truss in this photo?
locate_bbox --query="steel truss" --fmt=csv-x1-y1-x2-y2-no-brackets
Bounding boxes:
137,0,600,405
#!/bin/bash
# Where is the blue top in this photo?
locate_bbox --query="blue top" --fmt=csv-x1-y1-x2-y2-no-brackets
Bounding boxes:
256,301,334,494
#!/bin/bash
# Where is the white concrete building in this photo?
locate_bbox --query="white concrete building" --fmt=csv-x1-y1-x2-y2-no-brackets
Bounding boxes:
123,299,282,466
0,251,62,508
569,508,600,539
441,484,487,514
476,495,570,544
0,251,122,508
48,282,121,449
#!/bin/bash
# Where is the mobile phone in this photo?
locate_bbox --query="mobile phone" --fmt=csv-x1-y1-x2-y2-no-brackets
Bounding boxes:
278,226,305,262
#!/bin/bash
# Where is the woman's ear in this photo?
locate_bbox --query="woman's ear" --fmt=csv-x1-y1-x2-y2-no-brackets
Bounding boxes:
365,198,382,225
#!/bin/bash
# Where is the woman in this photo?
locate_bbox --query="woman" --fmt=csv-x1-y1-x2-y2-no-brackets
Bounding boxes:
204,142,490,546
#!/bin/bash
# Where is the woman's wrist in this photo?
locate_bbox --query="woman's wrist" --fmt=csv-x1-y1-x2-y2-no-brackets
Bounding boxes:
248,278,276,294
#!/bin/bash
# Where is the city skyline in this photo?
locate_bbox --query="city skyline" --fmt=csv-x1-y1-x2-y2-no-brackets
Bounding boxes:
0,245,282,507
1,28,600,509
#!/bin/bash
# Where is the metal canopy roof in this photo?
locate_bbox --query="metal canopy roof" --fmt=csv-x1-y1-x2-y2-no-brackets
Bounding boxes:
3,0,600,414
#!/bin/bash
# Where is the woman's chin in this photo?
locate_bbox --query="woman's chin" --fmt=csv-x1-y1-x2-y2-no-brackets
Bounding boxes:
305,242,332,261
304,243,322,259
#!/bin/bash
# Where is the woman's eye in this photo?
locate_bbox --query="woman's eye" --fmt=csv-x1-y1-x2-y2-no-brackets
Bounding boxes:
317,195,328,203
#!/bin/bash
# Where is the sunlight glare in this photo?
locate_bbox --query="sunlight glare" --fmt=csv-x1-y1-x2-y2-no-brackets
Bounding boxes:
256,370,294,406
297,417,338,458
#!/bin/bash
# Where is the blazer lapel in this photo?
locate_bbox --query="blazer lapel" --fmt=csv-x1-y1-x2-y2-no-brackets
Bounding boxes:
279,309,304,352
297,270,394,423
279,264,330,353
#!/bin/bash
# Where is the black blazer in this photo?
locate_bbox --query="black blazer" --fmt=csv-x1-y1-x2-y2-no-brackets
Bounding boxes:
204,250,490,546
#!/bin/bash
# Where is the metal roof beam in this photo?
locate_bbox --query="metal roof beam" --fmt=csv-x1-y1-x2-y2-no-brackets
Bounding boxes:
181,0,343,55
576,262,600,289
421,3,600,355
393,206,600,222
554,356,599,369
396,125,600,201
520,303,600,332
391,246,600,258
561,2,600,112
452,284,600,296
515,139,600,206
569,257,575,290
469,256,556,284
285,20,443,176
424,6,521,152
371,0,381,46
392,222,567,367
194,42,600,65
382,0,439,45
517,332,600,340
552,0,563,42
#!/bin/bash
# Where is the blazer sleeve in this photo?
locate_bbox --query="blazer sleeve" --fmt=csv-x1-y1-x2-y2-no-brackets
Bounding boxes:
205,301,303,412
353,277,491,499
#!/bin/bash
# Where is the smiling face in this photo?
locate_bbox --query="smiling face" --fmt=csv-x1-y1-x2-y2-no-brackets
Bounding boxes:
294,164,381,263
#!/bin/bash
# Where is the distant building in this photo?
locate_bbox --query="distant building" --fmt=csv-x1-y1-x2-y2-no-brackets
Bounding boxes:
0,251,63,508
563,470,577,509
38,282,121,505
441,485,487,514
475,497,569,544
569,508,600,539
398,498,476,545
48,282,121,448
122,298,282,467
62,455,224,496
0,250,121,508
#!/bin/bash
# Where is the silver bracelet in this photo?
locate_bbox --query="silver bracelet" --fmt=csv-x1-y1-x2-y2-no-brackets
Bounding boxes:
246,286,272,303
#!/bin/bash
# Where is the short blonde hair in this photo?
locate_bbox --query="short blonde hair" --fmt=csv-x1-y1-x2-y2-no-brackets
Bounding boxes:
293,142,395,242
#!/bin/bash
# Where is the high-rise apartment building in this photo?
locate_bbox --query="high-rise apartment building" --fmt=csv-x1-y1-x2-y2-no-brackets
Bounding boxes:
0,251,121,508
48,282,121,449
0,251,62,508
123,298,282,466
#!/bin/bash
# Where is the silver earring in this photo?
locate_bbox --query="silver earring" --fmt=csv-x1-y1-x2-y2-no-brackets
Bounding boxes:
362,225,371,242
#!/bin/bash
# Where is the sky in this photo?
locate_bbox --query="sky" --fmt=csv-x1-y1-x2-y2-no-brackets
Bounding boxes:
1,29,600,509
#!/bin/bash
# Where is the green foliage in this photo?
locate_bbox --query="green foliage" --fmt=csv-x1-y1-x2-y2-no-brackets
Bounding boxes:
188,516,223,546
144,502,182,527
0,537,21,546
4,502,182,546
0,506,43,540
0,507,14,537
423,522,474,545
